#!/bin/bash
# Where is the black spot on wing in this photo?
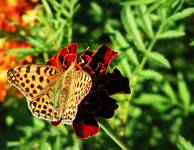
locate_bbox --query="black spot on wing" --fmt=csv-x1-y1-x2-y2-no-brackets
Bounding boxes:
31,75,35,80
44,67,49,74
36,67,41,74
39,76,44,82
26,65,31,73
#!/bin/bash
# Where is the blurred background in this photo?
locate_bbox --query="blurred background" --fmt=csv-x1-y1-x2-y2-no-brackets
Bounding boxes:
1,0,194,149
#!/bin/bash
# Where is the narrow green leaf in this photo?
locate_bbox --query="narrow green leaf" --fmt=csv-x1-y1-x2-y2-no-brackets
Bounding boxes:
126,48,139,66
7,141,22,147
122,0,156,6
5,116,14,127
190,41,194,46
146,0,165,13
106,25,129,48
147,52,171,68
47,0,61,9
26,37,45,50
121,5,146,52
176,136,194,150
139,5,154,39
158,30,185,39
98,119,129,150
168,8,194,22
135,93,169,105
137,69,163,81
39,136,48,150
42,0,53,18
161,81,177,104
45,21,66,51
91,2,102,16
53,136,61,150
117,58,132,78
114,31,129,48
6,48,35,54
161,0,183,16
177,73,191,115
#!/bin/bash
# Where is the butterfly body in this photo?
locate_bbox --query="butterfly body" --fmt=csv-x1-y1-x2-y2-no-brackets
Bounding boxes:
7,64,92,125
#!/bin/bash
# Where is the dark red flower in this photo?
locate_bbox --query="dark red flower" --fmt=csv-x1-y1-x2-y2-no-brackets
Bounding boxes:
47,43,130,139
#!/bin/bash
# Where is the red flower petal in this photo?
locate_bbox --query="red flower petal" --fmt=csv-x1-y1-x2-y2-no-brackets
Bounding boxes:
97,69,131,95
47,43,78,69
73,114,99,139
47,55,60,67
89,45,118,74
78,44,118,76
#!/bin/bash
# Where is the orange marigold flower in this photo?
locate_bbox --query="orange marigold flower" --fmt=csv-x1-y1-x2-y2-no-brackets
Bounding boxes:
0,42,32,102
0,0,39,102
0,83,7,102
0,14,17,32
0,0,39,34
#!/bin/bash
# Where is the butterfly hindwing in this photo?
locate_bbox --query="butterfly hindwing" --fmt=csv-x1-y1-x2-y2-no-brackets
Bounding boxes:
28,86,61,122
61,68,92,125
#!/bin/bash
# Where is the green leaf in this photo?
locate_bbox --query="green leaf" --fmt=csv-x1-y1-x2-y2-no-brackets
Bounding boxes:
139,5,154,39
168,8,194,22
114,31,129,48
117,58,132,78
90,2,103,17
45,21,66,51
126,48,139,66
42,0,53,18
177,73,191,115
176,136,194,150
5,115,14,127
26,37,45,50
135,93,169,105
190,41,194,46
159,30,185,39
147,52,171,68
106,25,129,48
53,136,61,150
161,81,177,104
121,5,146,52
146,0,165,13
39,135,51,150
6,48,35,55
122,0,156,6
137,69,163,81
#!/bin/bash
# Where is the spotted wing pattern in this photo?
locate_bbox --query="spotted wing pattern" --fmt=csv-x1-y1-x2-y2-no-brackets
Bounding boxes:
7,65,62,99
61,68,92,125
7,64,92,125
28,84,62,122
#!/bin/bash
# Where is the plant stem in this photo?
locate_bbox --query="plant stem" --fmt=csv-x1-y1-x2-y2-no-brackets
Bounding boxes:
43,52,49,63
98,119,128,150
132,21,166,87
139,21,166,70
67,20,73,44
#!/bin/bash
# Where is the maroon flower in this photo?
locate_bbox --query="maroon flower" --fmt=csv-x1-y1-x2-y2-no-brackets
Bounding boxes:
47,43,130,139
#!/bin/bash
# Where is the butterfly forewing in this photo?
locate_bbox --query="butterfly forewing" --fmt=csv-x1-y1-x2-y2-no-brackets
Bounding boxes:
7,65,62,99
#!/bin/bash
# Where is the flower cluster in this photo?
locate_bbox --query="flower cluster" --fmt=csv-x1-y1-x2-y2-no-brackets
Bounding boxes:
47,43,130,139
0,0,38,101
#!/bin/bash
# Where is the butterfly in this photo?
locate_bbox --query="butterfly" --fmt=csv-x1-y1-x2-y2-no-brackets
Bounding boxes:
7,64,92,125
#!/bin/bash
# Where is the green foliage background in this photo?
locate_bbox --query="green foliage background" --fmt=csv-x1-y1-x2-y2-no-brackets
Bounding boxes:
1,0,194,149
